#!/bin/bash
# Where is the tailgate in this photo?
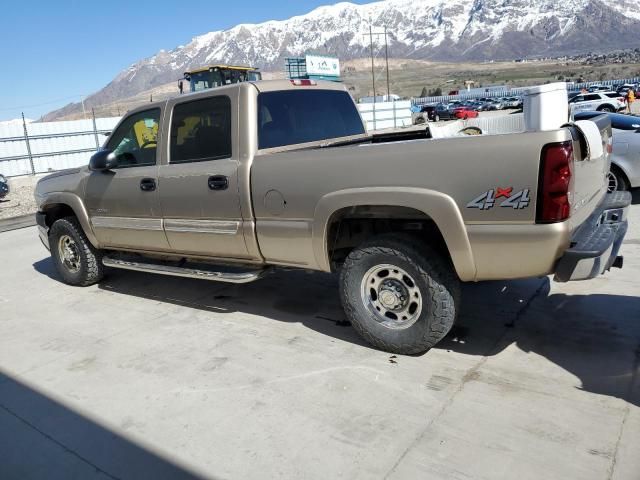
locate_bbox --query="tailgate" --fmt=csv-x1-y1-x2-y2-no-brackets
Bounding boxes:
569,114,612,231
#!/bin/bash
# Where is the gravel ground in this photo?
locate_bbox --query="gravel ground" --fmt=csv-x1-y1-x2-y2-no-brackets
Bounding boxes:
0,176,39,220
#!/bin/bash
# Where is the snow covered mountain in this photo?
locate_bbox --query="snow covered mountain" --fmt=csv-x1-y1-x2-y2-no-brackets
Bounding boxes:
45,0,640,118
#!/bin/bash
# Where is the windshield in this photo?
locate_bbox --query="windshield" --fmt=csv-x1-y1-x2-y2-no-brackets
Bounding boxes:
188,69,260,91
574,112,640,130
189,71,224,91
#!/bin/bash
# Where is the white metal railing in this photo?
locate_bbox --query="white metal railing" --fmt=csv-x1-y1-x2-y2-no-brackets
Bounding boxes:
0,116,121,177
357,100,412,131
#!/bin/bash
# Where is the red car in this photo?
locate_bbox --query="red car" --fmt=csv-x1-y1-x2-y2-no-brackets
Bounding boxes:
452,107,479,120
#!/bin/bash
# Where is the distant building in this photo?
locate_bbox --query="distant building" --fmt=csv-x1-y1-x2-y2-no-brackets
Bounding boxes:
285,54,341,82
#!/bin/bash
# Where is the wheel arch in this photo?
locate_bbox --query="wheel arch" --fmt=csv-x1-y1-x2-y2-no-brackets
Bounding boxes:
597,103,615,112
609,161,631,190
40,192,98,247
312,187,476,281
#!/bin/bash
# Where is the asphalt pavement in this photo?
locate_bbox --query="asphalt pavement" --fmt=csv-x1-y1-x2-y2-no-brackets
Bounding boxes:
0,200,639,480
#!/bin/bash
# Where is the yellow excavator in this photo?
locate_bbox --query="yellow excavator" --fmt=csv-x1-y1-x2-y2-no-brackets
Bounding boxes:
180,64,262,93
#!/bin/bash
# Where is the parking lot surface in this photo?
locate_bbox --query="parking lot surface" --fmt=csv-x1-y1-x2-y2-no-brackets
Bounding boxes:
1,200,639,480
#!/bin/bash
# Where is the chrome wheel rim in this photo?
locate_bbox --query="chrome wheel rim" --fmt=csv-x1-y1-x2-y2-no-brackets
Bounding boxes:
607,171,618,193
58,235,81,273
360,264,423,330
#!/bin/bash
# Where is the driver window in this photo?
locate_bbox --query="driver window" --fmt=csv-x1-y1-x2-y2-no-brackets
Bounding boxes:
106,108,160,167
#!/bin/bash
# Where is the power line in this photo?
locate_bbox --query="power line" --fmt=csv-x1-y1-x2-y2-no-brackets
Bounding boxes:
0,94,88,112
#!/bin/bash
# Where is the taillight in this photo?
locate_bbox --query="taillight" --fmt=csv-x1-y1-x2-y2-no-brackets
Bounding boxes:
537,141,573,223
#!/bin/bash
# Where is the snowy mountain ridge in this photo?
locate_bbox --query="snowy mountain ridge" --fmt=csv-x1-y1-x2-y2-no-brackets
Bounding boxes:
44,0,640,119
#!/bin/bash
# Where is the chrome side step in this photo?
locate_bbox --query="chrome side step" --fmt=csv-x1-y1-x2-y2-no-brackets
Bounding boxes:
102,256,269,283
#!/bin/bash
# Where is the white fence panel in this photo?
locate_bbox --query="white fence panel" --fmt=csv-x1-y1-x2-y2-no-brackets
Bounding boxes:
357,101,412,131
0,116,121,177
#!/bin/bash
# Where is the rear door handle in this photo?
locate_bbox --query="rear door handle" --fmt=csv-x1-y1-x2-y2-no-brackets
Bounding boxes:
208,175,228,190
140,178,156,192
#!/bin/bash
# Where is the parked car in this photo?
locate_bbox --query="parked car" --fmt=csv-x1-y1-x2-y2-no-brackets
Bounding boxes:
574,111,640,191
452,107,479,119
0,174,8,199
484,100,505,111
412,104,440,124
568,92,626,113
587,85,611,93
433,103,457,120
504,97,523,109
34,79,628,355
617,83,638,95
465,101,488,111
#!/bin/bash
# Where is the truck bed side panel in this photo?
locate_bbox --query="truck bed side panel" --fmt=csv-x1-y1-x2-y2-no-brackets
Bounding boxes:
251,129,574,279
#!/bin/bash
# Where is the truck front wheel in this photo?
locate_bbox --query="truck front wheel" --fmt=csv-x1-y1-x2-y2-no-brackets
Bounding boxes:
49,217,104,286
339,234,460,355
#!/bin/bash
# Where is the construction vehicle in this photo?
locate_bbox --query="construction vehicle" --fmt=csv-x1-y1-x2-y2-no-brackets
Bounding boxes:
180,65,262,93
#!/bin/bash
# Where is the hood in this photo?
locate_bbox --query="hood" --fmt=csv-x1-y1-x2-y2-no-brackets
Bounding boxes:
34,166,88,209
39,167,83,182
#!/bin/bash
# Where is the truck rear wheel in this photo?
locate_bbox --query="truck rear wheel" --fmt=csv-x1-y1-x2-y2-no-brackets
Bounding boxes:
339,234,460,355
49,217,104,286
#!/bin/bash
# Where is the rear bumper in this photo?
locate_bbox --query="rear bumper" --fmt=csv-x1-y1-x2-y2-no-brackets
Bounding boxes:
36,212,50,251
554,191,631,282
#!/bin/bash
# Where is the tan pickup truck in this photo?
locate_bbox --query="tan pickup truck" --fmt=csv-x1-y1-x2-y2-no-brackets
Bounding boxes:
34,80,631,354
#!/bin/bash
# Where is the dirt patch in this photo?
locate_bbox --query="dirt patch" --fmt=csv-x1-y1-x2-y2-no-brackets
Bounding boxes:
0,178,37,220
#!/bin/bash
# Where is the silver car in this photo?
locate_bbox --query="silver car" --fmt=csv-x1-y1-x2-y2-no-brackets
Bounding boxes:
574,111,640,191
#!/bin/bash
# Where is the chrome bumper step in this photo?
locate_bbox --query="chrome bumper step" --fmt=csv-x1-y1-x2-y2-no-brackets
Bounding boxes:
102,256,269,283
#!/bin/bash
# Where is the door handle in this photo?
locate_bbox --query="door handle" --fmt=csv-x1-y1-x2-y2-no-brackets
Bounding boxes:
208,175,228,190
140,178,156,192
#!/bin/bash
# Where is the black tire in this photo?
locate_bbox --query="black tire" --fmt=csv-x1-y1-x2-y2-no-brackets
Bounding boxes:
608,166,630,192
49,217,104,286
339,234,460,355
598,105,615,113
414,117,426,125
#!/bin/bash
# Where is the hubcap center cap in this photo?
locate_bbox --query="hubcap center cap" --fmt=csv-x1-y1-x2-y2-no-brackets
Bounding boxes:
378,279,408,311
379,290,397,307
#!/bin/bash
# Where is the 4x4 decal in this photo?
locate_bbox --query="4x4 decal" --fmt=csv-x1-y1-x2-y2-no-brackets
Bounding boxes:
467,187,530,210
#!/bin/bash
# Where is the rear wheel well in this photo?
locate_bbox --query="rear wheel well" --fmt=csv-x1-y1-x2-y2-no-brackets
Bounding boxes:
326,205,452,271
610,163,630,190
597,104,615,112
41,204,76,227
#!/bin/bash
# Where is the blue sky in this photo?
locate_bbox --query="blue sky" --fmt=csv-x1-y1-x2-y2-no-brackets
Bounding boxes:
0,0,375,121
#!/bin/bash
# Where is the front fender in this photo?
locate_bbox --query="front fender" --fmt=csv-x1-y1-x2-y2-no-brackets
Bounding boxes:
312,187,476,281
40,192,99,248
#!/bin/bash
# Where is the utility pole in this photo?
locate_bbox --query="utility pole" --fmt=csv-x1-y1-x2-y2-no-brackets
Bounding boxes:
384,26,390,99
363,25,393,102
81,96,87,120
369,24,376,103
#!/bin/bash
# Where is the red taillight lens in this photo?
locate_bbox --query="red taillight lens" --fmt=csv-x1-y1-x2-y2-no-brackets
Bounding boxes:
537,141,573,223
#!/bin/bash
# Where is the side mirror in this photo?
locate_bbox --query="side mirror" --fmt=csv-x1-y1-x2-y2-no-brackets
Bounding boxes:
89,150,117,171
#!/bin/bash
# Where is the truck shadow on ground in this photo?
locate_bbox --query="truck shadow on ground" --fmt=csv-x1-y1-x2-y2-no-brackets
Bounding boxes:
0,371,206,479
33,258,640,408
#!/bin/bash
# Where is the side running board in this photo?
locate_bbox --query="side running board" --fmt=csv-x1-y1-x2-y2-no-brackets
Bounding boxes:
102,256,269,283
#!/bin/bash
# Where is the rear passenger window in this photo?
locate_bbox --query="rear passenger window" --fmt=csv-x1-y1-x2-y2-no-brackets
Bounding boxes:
583,94,600,101
170,97,231,163
258,90,364,149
